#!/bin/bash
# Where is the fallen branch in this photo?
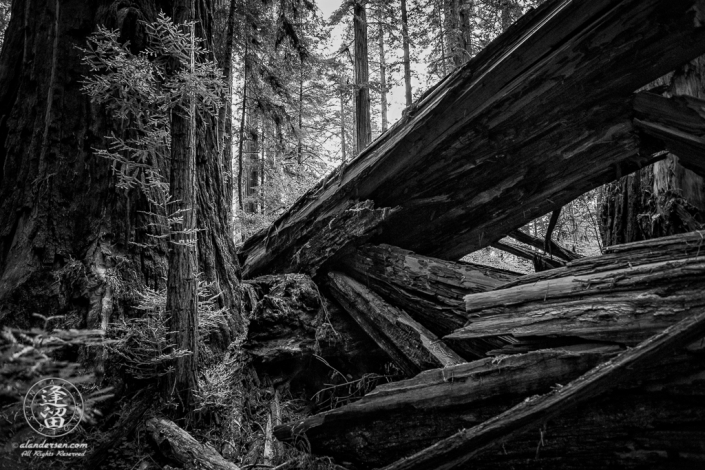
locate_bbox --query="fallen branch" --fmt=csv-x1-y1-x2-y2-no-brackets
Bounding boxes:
146,417,240,470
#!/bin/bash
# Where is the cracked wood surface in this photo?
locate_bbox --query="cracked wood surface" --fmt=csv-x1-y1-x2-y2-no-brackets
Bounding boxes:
274,348,617,468
238,0,705,277
383,309,705,470
326,271,464,377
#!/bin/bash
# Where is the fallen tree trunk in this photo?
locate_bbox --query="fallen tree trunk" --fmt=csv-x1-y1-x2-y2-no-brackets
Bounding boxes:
340,243,517,333
382,309,705,470
634,92,705,178
238,0,705,278
274,348,617,467
508,229,581,262
447,254,705,346
146,418,240,470
241,200,398,278
326,271,464,376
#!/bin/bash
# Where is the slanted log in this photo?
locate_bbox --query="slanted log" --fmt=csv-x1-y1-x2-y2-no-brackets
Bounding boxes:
238,0,705,278
634,92,705,178
499,230,705,289
340,244,519,358
490,240,566,271
340,244,518,332
447,254,705,346
382,309,705,470
274,348,617,467
508,229,581,262
326,271,464,376
241,200,398,278
146,418,240,470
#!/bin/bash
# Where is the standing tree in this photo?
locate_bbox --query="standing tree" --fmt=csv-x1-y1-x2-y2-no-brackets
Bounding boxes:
401,0,413,106
165,0,199,413
0,0,242,386
353,0,372,152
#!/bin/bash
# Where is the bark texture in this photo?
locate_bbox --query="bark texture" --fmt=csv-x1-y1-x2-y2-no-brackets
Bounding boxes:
384,309,705,470
327,271,463,376
353,1,371,153
340,243,518,357
0,0,242,350
274,348,617,467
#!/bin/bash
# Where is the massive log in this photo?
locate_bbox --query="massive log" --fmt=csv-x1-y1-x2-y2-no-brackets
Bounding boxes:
326,271,464,376
634,92,705,178
274,348,618,468
340,244,517,332
382,309,705,470
340,243,518,358
238,0,705,277
447,242,705,346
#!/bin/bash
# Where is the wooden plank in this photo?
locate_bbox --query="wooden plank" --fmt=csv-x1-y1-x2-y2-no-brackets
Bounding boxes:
238,0,705,277
447,255,705,345
274,348,617,467
326,271,464,377
382,308,705,470
634,92,705,177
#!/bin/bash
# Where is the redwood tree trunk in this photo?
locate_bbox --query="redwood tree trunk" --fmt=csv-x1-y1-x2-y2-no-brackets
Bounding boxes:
353,0,371,153
0,0,241,349
165,0,199,413
400,0,412,107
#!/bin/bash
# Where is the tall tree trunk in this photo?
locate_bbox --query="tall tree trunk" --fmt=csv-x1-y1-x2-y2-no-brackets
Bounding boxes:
165,0,198,413
353,0,371,153
444,0,472,67
340,76,347,164
219,0,237,228
438,2,448,76
297,63,303,164
237,41,248,212
601,57,705,246
0,0,241,374
400,0,412,107
378,17,388,133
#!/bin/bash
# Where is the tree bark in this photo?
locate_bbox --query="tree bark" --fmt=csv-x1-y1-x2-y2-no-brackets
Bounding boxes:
447,231,705,348
274,348,617,468
327,271,464,376
237,38,248,212
378,16,388,132
353,0,371,153
147,417,241,470
384,308,705,470
0,0,242,367
401,0,412,106
164,0,199,413
340,243,518,339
